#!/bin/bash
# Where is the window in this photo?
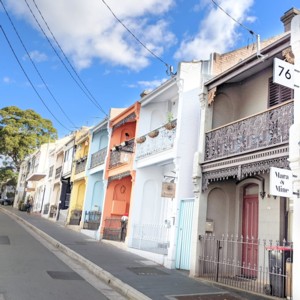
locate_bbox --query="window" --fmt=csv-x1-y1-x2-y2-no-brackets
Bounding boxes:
268,77,294,107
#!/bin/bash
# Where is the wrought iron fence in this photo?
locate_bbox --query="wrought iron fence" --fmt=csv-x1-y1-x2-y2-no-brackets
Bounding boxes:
205,101,293,162
43,203,49,214
83,210,101,230
69,209,82,225
198,234,293,299
102,217,122,241
90,147,107,169
131,223,170,255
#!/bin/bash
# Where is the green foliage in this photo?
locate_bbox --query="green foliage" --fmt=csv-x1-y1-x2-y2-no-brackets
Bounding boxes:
167,111,173,123
0,167,18,185
0,106,57,171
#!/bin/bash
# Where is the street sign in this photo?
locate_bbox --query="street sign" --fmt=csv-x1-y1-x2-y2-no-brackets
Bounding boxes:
270,167,293,197
273,58,296,89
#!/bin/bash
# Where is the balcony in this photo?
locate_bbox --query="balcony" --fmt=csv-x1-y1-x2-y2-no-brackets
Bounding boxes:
75,156,87,175
49,166,53,178
55,166,62,179
204,101,293,162
135,120,177,160
109,139,134,168
90,147,107,169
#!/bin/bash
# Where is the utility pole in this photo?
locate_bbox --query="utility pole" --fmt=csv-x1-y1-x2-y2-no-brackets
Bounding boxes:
290,14,300,299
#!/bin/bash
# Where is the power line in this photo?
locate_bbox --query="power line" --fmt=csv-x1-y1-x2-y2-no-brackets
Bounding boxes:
0,0,78,129
100,0,175,76
0,25,72,132
23,0,107,116
210,0,256,36
210,0,265,58
31,0,107,116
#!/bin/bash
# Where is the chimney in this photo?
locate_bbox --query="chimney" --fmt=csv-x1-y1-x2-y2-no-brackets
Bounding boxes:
281,7,300,32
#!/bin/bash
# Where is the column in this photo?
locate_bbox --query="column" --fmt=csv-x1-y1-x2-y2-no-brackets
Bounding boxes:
290,14,300,299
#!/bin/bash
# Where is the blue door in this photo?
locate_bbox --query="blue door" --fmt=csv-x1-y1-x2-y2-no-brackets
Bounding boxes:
175,198,194,270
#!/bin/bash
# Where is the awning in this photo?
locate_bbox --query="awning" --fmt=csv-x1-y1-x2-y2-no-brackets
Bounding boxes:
26,173,46,181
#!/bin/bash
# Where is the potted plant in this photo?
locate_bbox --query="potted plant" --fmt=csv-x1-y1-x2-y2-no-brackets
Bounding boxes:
148,129,159,138
136,136,146,143
164,112,177,130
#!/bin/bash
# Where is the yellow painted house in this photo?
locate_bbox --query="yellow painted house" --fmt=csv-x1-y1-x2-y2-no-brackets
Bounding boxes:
67,127,90,226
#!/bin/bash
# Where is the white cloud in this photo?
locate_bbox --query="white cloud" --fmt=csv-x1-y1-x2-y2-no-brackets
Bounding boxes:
3,76,14,84
5,0,175,71
137,78,168,90
125,77,167,90
174,0,255,61
24,50,48,62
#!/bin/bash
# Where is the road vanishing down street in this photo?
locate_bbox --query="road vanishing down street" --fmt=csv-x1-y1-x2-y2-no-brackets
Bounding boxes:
0,210,126,300
0,207,273,300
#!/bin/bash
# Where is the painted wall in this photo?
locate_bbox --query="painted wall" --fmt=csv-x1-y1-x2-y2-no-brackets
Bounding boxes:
83,171,104,212
101,175,132,232
69,179,86,213
130,165,170,226
204,175,284,241
212,67,272,129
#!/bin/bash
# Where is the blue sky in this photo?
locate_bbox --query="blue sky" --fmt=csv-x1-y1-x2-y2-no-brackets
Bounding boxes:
0,0,298,137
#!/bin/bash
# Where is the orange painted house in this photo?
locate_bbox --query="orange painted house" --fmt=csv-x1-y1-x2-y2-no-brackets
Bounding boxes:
101,102,140,241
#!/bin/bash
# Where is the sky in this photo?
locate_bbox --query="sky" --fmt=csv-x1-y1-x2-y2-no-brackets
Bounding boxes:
0,0,299,137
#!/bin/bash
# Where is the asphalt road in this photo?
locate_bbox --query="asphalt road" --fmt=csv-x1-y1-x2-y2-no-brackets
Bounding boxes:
0,210,125,300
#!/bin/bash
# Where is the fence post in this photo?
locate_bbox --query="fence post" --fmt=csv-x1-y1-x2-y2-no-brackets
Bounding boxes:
216,240,222,282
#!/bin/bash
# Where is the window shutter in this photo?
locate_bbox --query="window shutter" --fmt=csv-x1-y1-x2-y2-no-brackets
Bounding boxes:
268,77,294,107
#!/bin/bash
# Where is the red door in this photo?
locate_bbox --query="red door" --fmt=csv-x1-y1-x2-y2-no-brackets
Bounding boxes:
242,193,258,278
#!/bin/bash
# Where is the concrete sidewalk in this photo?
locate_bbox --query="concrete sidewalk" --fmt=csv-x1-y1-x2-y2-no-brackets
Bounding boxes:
1,207,269,300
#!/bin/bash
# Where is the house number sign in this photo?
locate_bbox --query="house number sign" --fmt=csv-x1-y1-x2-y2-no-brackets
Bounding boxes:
273,58,299,89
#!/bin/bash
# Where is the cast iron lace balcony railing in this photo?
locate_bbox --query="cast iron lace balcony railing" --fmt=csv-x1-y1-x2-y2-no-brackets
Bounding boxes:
109,138,135,168
135,120,177,160
90,147,107,169
205,101,293,162
75,156,87,174
48,166,53,178
55,166,62,179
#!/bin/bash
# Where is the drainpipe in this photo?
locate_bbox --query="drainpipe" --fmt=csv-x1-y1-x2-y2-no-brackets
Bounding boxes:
290,14,300,300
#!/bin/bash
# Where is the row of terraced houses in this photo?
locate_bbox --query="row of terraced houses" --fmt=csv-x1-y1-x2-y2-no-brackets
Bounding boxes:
13,8,300,299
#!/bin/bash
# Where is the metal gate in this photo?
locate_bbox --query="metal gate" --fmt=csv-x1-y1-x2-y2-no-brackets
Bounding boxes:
175,198,194,270
198,234,293,298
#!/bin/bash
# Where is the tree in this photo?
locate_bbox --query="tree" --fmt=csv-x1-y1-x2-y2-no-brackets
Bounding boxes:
0,106,57,171
0,167,18,187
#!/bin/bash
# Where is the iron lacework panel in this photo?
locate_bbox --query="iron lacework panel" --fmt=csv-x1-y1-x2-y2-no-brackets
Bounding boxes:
75,157,87,175
205,101,293,162
202,147,289,190
90,147,107,169
55,166,62,179
109,139,135,168
135,120,177,160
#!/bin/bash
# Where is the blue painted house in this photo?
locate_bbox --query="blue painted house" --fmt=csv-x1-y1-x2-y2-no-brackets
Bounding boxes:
81,118,109,239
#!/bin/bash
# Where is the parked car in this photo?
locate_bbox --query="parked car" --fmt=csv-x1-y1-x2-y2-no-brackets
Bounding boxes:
0,198,14,206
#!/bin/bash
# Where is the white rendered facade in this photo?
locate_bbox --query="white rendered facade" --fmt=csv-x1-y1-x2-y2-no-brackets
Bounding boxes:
128,61,211,268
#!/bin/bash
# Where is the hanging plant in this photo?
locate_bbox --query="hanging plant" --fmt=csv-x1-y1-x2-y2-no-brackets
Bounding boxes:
136,136,146,143
164,119,177,130
148,129,159,138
